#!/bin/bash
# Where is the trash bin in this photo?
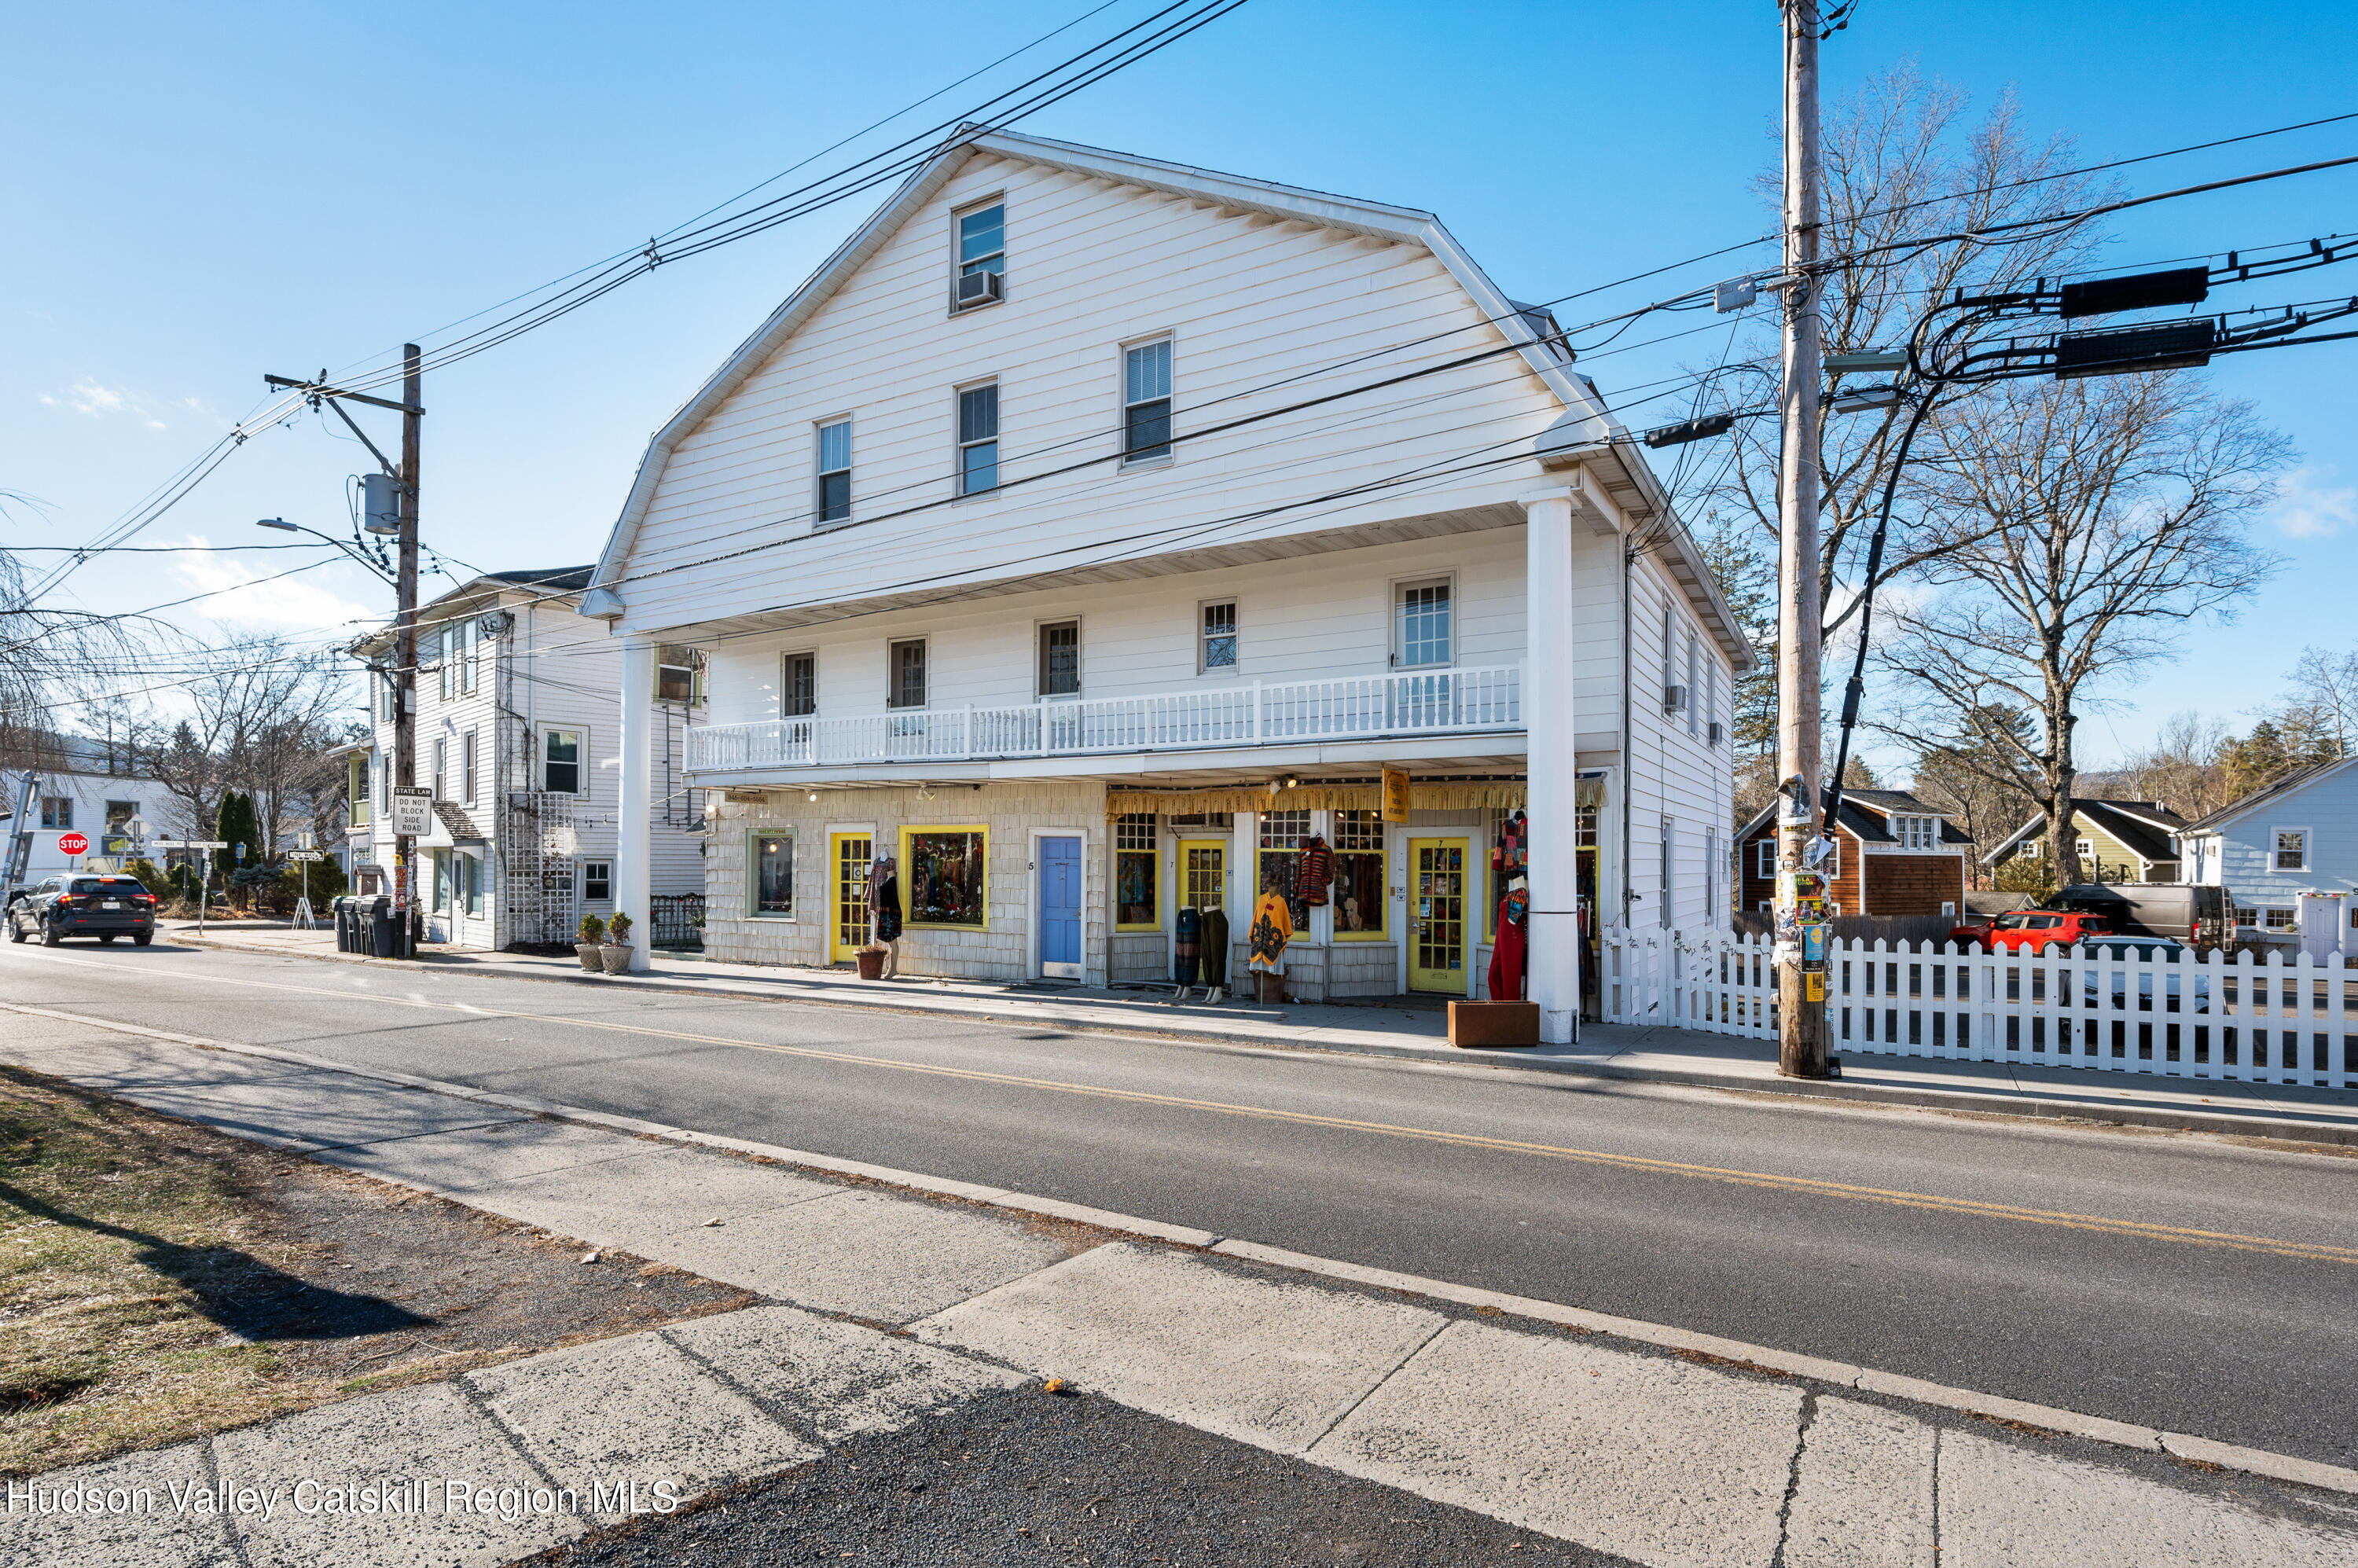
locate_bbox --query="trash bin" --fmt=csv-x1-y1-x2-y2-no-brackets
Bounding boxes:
334,897,354,953
369,895,398,958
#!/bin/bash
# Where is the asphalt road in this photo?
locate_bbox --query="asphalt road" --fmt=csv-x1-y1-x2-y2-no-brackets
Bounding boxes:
6,938,2356,1469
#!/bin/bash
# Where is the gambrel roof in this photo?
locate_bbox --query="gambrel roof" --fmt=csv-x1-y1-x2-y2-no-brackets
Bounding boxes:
582,127,1752,670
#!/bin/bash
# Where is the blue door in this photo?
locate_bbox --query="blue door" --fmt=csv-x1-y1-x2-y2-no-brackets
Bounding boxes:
1039,835,1082,979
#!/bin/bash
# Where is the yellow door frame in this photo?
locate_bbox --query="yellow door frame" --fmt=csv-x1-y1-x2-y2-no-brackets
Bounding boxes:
830,831,873,963
1177,839,1227,914
1407,835,1471,994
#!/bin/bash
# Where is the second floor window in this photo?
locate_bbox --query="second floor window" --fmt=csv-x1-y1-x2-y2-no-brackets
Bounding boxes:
817,419,852,523
2274,828,2308,870
1201,600,1236,671
462,730,478,806
889,639,927,709
1038,621,1079,697
958,384,999,495
657,644,704,703
783,652,817,718
1398,581,1452,667
39,796,71,830
432,739,448,800
543,729,581,794
1123,340,1172,461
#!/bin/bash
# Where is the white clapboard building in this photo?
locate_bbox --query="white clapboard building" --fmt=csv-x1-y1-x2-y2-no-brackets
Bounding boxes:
344,567,705,949
579,130,1748,1037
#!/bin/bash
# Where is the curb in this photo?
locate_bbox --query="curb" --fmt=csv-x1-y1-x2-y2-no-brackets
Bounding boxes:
158,928,2358,1151
10,995,2357,1501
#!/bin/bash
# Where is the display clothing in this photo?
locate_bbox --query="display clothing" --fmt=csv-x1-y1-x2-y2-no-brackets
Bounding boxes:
1200,908,1229,986
1247,891,1294,972
1298,837,1334,907
1173,906,1202,986
870,855,903,946
1486,895,1527,1001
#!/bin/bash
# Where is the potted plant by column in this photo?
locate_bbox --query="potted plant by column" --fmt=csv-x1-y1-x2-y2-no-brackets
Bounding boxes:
601,912,635,974
855,943,888,981
575,913,606,971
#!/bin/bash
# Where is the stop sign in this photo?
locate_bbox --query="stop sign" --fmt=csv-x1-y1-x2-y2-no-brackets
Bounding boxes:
57,832,88,856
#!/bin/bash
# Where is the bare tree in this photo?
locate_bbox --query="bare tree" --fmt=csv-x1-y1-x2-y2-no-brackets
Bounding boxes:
1873,373,2284,886
1702,65,2114,655
125,638,358,849
2081,710,2233,821
2275,645,2358,757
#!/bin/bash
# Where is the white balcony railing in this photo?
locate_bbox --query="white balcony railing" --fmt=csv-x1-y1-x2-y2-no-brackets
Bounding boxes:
686,664,1522,773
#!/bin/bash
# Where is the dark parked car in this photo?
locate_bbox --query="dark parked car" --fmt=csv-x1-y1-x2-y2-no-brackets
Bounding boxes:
2048,883,2230,949
6,874,157,946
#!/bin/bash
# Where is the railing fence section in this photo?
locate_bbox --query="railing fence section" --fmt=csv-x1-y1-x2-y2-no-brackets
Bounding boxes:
649,893,706,950
1599,929,2356,1091
686,665,1522,773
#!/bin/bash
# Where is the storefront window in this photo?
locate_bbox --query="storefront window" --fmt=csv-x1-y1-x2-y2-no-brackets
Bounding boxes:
1332,810,1386,939
755,833,794,917
1258,809,1310,927
1115,813,1159,930
903,827,987,927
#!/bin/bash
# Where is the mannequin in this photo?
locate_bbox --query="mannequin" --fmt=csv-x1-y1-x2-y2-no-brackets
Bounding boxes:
1172,904,1202,1000
1199,905,1230,1004
868,853,902,979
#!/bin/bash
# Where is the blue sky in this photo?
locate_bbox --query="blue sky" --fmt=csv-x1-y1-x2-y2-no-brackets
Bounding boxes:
6,0,2356,767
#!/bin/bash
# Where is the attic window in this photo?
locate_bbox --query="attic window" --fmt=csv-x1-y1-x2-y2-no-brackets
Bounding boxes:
1894,814,1938,850
953,201,1005,312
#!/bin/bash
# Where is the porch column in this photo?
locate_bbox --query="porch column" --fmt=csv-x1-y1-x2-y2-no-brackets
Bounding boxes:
1524,494,1579,1043
618,637,655,972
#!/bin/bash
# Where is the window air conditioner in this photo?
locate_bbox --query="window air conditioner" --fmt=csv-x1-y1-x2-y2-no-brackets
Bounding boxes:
1708,721,1724,745
953,270,1004,310
1662,683,1688,716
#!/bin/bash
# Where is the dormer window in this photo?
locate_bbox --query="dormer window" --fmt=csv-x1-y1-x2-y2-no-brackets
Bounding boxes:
1893,814,1938,850
953,201,1005,312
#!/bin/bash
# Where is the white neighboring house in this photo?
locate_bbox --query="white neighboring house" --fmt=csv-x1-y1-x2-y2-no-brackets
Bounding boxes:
3,736,162,884
345,567,706,949
578,129,1750,1038
2174,757,2358,937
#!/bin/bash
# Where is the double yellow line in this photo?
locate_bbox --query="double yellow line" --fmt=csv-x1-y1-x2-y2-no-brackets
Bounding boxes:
21,951,2358,1267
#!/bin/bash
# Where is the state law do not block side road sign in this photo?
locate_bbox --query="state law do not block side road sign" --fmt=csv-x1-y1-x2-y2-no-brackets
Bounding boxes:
391,788,435,837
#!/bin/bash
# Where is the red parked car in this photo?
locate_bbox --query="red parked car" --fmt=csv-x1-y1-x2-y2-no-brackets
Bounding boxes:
1948,909,2112,953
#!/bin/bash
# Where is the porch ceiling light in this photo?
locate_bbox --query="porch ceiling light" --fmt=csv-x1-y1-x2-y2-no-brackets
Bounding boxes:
807,791,819,802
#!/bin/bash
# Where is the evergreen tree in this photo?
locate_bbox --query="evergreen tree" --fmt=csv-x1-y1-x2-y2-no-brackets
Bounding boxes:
214,789,261,906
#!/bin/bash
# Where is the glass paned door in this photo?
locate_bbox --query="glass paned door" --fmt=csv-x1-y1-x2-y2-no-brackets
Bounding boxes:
832,832,872,962
1409,838,1468,993
1180,840,1225,915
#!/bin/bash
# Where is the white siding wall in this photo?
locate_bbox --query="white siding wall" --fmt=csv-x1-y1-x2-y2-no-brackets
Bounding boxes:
1621,550,1735,934
706,531,1524,723
619,154,1567,630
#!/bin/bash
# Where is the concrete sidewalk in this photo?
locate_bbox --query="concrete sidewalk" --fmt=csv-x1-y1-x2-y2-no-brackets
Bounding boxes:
6,1004,2358,1567
166,920,2358,1147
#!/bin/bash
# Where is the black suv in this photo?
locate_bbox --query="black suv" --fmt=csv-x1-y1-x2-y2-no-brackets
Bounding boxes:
6,874,157,946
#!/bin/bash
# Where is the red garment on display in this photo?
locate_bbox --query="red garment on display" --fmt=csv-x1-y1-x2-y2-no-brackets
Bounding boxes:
1486,897,1527,1001
1298,838,1334,906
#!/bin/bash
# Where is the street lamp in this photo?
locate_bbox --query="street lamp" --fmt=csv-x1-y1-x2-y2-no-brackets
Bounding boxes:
256,518,396,584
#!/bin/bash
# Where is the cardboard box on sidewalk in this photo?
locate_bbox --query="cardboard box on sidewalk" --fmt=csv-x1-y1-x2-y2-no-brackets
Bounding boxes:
1449,1001,1538,1048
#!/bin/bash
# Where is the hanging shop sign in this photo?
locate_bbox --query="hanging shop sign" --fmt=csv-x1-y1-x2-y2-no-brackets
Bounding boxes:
1379,767,1412,825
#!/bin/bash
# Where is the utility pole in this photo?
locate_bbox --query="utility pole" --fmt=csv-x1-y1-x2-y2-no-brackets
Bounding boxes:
262,346,424,954
1776,0,1831,1078
395,344,421,953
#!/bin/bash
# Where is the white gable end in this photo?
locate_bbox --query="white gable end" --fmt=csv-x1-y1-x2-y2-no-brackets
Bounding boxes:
600,140,1589,635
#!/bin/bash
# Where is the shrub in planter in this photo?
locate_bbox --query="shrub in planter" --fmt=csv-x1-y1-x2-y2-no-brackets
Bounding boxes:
600,912,635,974
575,913,607,971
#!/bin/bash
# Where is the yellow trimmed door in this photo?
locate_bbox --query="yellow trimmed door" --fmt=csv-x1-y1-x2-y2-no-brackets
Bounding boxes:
831,832,872,963
1178,839,1226,915
1409,837,1469,993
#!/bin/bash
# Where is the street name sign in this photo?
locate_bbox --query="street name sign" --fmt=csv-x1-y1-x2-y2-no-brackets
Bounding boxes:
391,788,435,837
154,839,230,850
288,850,326,862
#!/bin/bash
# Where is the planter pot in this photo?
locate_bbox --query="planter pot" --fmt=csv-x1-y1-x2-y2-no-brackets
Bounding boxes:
1448,1000,1539,1048
575,943,603,971
854,947,887,981
599,943,634,975
1254,971,1286,1004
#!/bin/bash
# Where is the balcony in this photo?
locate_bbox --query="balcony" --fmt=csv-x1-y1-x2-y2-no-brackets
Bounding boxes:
686,664,1523,774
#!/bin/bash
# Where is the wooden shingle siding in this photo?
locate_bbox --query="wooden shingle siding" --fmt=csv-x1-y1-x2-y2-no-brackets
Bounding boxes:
1862,854,1964,916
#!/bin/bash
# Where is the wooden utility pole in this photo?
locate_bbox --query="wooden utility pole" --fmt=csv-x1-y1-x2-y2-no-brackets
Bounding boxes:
1776,1,1831,1077
394,343,421,954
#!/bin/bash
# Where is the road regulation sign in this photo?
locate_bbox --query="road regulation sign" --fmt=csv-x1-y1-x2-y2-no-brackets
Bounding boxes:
391,787,435,837
56,832,88,856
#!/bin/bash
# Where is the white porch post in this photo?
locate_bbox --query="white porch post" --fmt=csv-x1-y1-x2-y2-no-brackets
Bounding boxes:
618,637,655,972
1525,494,1579,1044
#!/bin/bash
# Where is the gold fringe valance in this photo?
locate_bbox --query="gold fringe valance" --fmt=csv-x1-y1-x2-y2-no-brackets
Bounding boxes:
1106,781,1529,820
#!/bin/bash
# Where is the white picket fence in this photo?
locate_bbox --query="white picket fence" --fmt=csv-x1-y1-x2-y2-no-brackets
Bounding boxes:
1599,930,2356,1092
